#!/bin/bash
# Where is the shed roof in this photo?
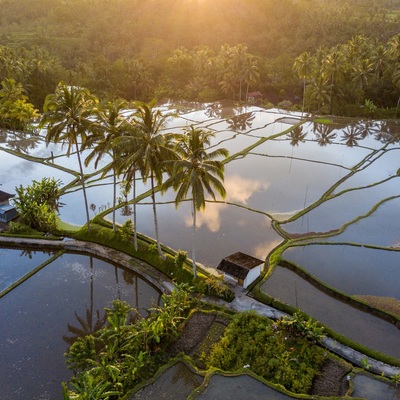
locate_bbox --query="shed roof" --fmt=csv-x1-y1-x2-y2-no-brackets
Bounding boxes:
217,252,263,280
247,91,263,98
0,204,16,213
0,190,14,203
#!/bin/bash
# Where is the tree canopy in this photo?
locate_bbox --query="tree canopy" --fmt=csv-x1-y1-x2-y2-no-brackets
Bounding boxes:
0,0,399,115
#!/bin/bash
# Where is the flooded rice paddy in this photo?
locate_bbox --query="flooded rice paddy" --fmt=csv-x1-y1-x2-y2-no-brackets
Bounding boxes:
0,249,161,399
1,102,400,397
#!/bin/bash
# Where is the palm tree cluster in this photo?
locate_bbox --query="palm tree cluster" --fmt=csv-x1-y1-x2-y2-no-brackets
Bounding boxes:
164,44,260,102
40,82,229,276
293,34,400,116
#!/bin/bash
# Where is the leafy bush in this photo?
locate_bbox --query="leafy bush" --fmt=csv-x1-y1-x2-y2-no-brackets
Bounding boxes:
276,311,325,343
174,250,187,268
7,221,39,235
205,312,326,394
63,288,193,399
12,177,62,233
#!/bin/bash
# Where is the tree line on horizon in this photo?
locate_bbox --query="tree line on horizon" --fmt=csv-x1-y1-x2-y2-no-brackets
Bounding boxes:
0,0,399,126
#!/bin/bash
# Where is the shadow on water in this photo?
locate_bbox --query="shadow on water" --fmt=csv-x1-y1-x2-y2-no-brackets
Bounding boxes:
261,264,400,359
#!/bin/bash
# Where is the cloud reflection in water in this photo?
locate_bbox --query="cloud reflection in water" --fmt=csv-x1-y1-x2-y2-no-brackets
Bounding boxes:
184,175,269,232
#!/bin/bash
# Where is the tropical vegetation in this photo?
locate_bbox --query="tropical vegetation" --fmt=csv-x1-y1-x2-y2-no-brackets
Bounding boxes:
12,177,62,233
61,285,331,399
40,82,98,230
163,126,228,277
205,311,326,394
0,0,399,117
62,286,194,399
1,0,400,398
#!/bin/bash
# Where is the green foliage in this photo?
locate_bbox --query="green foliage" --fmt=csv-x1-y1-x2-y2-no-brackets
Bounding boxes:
391,373,400,387
277,311,325,343
364,99,377,117
65,335,97,372
360,357,372,370
0,78,39,130
174,250,187,268
63,288,193,398
206,312,326,394
148,243,158,254
1,0,398,111
12,177,62,233
204,276,230,298
7,221,39,235
119,219,133,241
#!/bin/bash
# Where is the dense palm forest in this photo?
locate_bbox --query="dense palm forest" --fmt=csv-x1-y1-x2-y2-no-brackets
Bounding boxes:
0,0,399,128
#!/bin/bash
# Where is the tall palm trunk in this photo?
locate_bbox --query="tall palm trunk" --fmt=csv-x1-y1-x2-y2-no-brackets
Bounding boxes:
150,173,164,260
112,168,117,232
111,149,118,232
75,141,91,230
192,198,197,278
132,168,138,251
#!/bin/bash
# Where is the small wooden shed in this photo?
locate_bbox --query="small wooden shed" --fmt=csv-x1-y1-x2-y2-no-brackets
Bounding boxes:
247,91,263,102
0,190,17,222
217,252,263,288
0,190,14,205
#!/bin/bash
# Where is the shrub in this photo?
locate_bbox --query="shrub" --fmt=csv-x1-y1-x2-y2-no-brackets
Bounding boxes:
63,288,194,399
206,312,326,394
7,221,39,235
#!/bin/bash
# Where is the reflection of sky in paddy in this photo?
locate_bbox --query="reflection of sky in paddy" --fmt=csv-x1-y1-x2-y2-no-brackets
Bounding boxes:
261,265,400,359
59,178,152,225
226,153,344,215
0,248,54,292
212,132,260,154
283,244,400,299
114,200,281,267
325,197,400,247
2,106,400,276
257,136,371,169
334,148,400,192
282,177,400,235
0,150,75,194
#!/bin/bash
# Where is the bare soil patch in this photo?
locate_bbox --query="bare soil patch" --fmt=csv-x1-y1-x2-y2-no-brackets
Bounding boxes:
310,358,351,396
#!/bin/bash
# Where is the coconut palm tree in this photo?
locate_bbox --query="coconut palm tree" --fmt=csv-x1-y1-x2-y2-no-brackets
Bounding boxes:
84,98,129,232
164,126,228,277
309,73,330,113
392,67,400,117
40,82,98,230
114,127,143,252
293,52,315,115
117,100,176,259
323,46,346,114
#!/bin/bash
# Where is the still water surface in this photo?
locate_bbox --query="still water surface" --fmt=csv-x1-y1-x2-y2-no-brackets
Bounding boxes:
1,104,400,395
0,250,161,399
